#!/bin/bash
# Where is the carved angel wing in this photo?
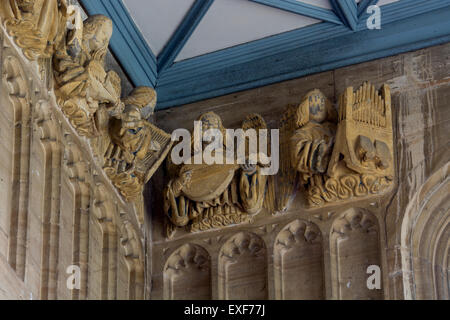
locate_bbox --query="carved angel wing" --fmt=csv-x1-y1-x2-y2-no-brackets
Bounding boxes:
276,105,299,213
241,114,276,212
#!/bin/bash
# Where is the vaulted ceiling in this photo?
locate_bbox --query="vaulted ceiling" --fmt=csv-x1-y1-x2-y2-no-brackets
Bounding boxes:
80,0,450,109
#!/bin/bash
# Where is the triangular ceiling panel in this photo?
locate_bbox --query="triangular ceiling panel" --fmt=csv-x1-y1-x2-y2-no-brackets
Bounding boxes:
122,0,196,56
175,0,321,62
297,0,333,10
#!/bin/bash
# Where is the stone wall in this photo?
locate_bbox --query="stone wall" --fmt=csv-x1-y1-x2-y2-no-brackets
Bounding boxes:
152,42,450,300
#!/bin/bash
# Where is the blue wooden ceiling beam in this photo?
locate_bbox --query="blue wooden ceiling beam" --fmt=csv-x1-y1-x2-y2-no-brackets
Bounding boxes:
249,0,342,25
357,0,379,18
155,3,450,108
330,0,358,31
157,0,215,72
80,0,450,109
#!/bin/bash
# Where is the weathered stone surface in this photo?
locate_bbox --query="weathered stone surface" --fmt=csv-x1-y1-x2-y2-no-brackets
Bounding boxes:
0,1,448,300
151,42,450,300
0,12,146,299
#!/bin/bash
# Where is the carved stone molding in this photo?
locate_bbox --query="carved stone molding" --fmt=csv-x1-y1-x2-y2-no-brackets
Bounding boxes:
401,163,450,300
274,220,324,299
0,4,148,299
330,208,382,300
118,217,145,300
218,232,267,300
3,52,32,281
164,243,211,300
0,1,172,217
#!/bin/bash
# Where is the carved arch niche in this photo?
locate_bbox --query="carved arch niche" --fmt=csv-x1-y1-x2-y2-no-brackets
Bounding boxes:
34,101,62,300
117,219,145,300
60,138,91,300
330,208,383,300
1,53,32,280
218,232,267,300
164,243,211,300
401,163,450,300
274,220,324,300
89,181,118,300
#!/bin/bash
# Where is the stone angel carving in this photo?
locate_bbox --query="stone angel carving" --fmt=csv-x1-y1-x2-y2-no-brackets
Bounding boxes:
102,87,173,203
277,89,337,211
280,83,394,208
164,112,271,235
53,14,122,136
49,13,172,212
290,89,338,184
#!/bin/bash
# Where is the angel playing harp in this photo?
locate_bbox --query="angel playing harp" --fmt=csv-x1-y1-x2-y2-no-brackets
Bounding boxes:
103,87,172,201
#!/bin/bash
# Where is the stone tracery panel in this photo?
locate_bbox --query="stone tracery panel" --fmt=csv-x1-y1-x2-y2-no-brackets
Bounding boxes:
88,180,118,300
62,138,91,300
34,101,62,300
163,243,211,300
2,53,31,280
0,2,150,300
117,219,145,300
274,220,324,300
330,208,383,300
218,232,267,300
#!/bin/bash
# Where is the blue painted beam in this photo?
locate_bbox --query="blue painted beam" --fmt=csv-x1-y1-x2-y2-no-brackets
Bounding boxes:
157,23,350,86
356,0,450,31
155,5,450,109
357,0,379,18
157,0,215,72
250,0,342,25
330,0,358,31
80,0,157,87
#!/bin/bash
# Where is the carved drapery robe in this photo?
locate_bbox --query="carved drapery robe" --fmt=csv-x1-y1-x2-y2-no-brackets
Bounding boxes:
285,84,394,207
164,164,267,230
53,15,121,136
291,121,336,182
0,0,67,60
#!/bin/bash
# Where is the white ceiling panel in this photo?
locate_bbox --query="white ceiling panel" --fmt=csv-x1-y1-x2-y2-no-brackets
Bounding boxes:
122,0,195,56
297,0,332,10
377,0,401,6
176,0,321,62
356,0,401,6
